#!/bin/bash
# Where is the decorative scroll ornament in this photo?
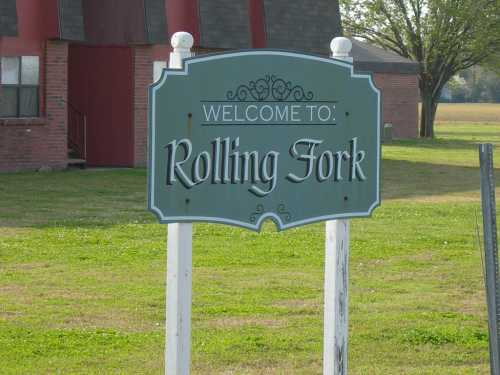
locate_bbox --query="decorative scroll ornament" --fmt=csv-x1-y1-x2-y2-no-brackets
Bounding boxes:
249,204,293,225
277,204,292,222
227,75,314,102
250,204,265,223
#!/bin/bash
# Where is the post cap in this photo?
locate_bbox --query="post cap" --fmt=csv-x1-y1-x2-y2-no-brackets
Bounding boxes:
171,32,194,50
330,37,352,58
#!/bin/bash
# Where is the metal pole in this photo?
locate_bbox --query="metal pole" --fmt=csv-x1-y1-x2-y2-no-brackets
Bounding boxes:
324,37,353,375
479,143,500,375
166,31,194,375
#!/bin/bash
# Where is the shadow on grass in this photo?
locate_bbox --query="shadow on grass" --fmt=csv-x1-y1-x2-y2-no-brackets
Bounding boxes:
0,169,153,229
386,138,487,151
0,158,499,228
438,131,500,140
382,158,500,201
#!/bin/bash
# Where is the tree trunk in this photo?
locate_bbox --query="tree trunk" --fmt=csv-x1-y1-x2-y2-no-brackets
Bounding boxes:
419,88,438,138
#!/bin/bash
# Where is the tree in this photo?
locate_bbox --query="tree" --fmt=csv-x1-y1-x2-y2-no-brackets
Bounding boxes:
340,0,500,137
483,52,500,75
465,66,500,102
446,66,500,103
446,75,468,102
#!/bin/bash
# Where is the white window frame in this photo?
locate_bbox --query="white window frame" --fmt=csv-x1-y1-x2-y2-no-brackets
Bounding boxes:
0,56,40,118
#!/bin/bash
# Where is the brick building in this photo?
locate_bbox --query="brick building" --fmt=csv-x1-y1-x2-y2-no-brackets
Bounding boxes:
0,0,419,172
350,40,419,139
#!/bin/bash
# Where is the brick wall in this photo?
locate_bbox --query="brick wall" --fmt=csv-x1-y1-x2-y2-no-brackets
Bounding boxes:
373,73,419,139
132,45,153,167
0,41,68,172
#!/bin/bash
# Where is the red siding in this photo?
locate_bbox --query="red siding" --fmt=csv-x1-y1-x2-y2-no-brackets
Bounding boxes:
0,0,48,56
166,0,200,45
68,46,134,167
248,0,266,48
44,0,60,39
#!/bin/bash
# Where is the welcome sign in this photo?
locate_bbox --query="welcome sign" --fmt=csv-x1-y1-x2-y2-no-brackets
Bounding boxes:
149,51,380,231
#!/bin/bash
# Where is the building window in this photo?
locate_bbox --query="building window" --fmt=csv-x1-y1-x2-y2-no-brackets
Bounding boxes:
0,56,40,118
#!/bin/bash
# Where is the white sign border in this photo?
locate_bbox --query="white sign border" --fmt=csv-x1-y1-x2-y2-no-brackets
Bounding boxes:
148,50,381,231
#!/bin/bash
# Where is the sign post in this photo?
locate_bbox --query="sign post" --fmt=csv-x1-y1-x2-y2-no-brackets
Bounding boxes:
165,32,194,375
149,32,380,374
324,37,354,375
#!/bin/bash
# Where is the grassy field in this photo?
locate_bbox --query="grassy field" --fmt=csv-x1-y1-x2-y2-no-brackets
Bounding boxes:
435,103,500,123
1,119,500,373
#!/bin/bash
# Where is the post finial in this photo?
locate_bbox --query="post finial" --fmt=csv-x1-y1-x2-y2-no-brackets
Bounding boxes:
169,31,194,69
330,37,353,62
171,31,194,51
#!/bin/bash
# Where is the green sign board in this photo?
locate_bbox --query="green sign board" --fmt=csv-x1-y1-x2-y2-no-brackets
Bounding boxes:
148,51,380,231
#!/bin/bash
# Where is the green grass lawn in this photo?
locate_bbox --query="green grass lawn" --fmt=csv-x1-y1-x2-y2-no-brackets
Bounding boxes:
1,122,500,374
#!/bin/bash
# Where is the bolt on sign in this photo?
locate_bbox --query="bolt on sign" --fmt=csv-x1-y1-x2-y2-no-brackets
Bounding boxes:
149,51,381,230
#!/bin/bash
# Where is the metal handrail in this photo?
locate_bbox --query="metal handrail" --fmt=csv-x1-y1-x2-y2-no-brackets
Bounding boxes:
64,99,87,160
64,99,85,117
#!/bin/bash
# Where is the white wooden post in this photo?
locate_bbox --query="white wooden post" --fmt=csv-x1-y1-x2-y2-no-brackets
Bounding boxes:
324,37,353,375
166,32,194,375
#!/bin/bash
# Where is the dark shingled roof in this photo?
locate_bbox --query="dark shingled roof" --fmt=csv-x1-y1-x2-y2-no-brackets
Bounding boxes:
81,0,168,45
0,0,18,37
145,0,168,44
198,0,251,49
263,0,342,54
59,0,85,41
351,39,419,74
